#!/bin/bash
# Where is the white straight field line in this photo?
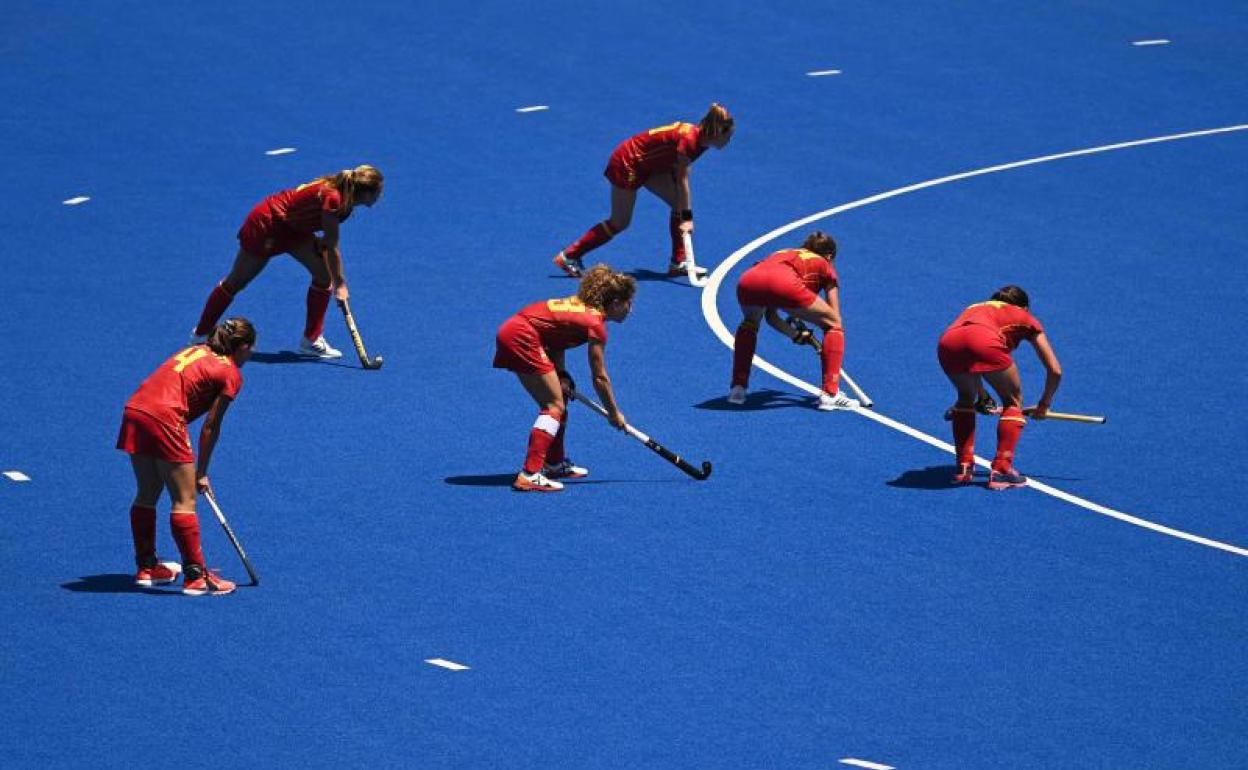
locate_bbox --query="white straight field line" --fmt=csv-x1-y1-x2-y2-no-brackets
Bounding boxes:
62,196,90,205
701,123,1248,559
265,147,297,156
840,759,895,770
1132,39,1171,46
3,471,31,482
425,658,470,671
516,105,550,113
807,69,843,76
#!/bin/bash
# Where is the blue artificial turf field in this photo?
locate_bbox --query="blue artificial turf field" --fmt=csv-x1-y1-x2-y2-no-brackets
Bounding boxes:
2,2,1246,768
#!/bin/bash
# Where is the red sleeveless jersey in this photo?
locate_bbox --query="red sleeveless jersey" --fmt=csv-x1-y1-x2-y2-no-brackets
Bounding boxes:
258,180,346,235
759,248,838,293
125,345,243,426
517,296,609,352
946,301,1044,350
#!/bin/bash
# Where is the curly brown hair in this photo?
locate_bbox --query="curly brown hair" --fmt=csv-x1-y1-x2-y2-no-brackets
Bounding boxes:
801,230,837,258
207,317,256,356
577,264,637,310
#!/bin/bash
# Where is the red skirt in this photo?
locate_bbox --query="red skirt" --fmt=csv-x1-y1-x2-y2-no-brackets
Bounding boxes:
937,323,1014,375
237,203,315,258
116,407,194,464
493,316,555,375
736,263,817,309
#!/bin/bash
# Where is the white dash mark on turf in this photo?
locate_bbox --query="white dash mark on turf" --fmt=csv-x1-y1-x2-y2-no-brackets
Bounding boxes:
839,759,894,770
4,471,31,482
1132,39,1171,46
265,147,297,156
516,105,550,113
425,658,470,671
807,69,843,77
62,196,90,206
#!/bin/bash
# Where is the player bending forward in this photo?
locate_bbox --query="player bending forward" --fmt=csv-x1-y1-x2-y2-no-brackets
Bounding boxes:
190,165,383,358
494,265,637,492
116,318,255,595
937,286,1062,489
728,231,859,410
554,104,734,279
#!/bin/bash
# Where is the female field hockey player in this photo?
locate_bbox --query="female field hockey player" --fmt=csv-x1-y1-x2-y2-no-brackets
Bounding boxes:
937,285,1062,489
727,231,859,411
554,104,734,278
494,265,637,492
116,318,255,595
190,165,384,358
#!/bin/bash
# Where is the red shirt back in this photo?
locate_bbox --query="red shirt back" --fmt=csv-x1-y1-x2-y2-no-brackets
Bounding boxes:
614,122,706,175
947,301,1045,350
125,346,243,426
262,180,345,235
761,248,838,293
518,297,608,352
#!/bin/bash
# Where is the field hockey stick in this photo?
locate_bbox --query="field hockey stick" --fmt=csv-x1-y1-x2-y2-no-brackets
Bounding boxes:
569,390,712,480
337,298,384,369
943,406,1106,424
680,232,710,288
203,490,260,586
785,316,875,408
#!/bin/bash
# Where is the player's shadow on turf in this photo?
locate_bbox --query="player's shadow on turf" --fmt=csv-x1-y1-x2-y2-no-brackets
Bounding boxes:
694,389,810,411
443,474,687,487
624,268,691,283
60,574,180,595
249,351,356,368
887,466,972,490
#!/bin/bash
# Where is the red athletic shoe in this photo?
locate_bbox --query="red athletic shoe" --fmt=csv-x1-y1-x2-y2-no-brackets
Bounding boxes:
987,466,1027,490
952,463,975,484
135,560,182,587
182,565,237,596
554,252,583,278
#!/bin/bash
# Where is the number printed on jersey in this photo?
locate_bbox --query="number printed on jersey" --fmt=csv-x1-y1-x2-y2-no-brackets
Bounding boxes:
172,347,209,373
546,297,589,314
647,122,682,135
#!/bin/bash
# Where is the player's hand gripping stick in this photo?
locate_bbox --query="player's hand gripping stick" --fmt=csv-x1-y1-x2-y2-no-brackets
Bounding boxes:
338,298,384,370
569,390,712,480
203,490,260,586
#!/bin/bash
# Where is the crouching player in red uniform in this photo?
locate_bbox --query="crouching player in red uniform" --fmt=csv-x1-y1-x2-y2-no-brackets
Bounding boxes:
728,231,859,411
554,104,734,279
937,286,1062,489
116,318,255,594
494,265,637,492
191,165,383,359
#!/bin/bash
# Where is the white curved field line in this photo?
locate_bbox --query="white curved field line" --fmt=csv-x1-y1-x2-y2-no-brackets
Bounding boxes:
702,124,1248,558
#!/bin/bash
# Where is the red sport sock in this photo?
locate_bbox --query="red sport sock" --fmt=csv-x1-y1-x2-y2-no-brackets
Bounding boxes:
546,411,569,465
129,504,157,566
564,221,616,261
193,282,235,337
303,283,333,341
731,320,759,388
993,406,1027,471
820,328,845,394
669,213,684,263
523,409,563,474
170,511,206,569
950,407,977,465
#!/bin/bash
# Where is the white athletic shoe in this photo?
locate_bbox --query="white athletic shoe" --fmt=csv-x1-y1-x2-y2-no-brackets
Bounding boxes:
298,335,343,359
543,459,589,479
188,329,208,345
668,260,709,277
818,391,860,411
512,471,564,492
727,385,747,405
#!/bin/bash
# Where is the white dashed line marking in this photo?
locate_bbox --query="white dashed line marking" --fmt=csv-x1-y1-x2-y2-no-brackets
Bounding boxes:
62,196,90,206
425,658,470,671
1132,39,1171,46
4,471,31,482
807,69,843,77
265,147,297,156
516,105,550,113
839,759,895,770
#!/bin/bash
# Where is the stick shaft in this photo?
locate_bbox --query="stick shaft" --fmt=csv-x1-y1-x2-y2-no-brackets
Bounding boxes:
839,369,874,407
204,491,260,585
1028,409,1106,424
680,232,709,287
338,299,379,367
570,392,710,479
785,316,874,407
